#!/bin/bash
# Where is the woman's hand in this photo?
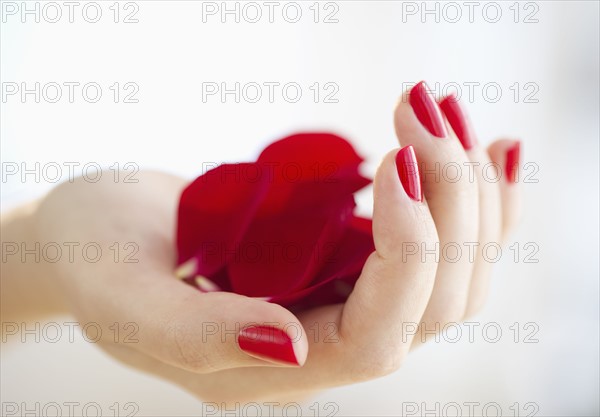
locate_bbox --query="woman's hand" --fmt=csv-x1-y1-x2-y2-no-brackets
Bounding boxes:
2,83,521,405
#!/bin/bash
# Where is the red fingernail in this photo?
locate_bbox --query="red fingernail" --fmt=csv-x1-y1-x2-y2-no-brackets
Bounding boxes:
395,145,422,202
409,81,447,138
439,94,477,150
238,326,299,366
505,141,521,183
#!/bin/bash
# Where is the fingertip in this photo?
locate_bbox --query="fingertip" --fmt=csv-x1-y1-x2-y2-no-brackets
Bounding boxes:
393,84,435,144
487,138,523,185
438,93,477,151
371,148,436,261
237,323,308,367
487,138,523,240
374,149,418,208
395,145,423,202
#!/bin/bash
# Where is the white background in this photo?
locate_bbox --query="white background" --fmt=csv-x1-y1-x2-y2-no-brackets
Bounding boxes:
1,1,599,415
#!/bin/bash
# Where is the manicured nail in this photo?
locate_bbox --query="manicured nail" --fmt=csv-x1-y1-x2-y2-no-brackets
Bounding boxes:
505,141,521,183
439,94,477,150
238,326,299,366
395,145,422,202
409,81,447,138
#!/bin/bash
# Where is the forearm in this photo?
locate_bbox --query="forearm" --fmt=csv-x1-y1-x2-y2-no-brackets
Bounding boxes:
1,200,67,324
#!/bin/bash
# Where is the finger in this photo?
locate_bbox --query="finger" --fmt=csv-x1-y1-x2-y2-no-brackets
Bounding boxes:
394,81,479,343
487,139,522,242
338,147,438,373
438,94,502,317
96,263,309,373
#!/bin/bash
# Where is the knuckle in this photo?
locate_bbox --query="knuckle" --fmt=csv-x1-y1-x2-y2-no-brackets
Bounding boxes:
356,347,405,379
394,215,439,275
341,339,406,381
167,321,219,374
368,352,404,378
434,160,479,201
430,306,467,329
405,207,439,246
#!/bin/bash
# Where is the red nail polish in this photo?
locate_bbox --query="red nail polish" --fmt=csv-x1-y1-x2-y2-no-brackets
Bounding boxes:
439,94,476,150
505,141,521,183
395,145,422,202
238,326,299,365
409,81,447,138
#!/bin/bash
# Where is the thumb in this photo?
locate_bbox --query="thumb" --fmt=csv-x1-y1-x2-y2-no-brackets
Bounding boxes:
121,276,308,373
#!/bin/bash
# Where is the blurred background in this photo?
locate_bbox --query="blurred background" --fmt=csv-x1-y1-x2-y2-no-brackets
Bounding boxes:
2,1,598,415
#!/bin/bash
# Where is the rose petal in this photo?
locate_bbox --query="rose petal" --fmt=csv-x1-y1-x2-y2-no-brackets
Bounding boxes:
227,196,356,298
177,133,375,310
258,133,365,168
176,162,269,276
256,133,370,216
269,216,374,308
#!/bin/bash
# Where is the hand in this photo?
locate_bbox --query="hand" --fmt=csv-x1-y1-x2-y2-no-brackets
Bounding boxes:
3,84,521,405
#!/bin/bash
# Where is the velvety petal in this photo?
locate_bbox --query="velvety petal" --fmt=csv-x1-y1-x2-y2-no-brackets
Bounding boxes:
285,274,362,313
177,133,375,311
306,216,374,287
256,133,370,216
176,162,269,276
256,172,370,218
269,216,374,308
227,196,356,298
258,132,365,169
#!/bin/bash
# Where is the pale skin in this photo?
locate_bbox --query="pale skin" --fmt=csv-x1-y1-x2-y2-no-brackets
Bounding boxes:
1,94,520,404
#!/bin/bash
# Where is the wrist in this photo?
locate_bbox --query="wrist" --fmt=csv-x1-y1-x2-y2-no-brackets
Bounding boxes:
1,200,67,323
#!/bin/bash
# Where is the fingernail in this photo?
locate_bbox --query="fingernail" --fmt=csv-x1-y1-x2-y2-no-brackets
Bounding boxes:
439,94,476,150
238,326,299,366
395,145,422,202
409,81,447,138
505,141,521,183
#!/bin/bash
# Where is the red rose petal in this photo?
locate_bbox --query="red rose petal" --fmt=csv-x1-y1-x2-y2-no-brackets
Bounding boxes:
269,216,374,308
258,133,365,168
227,196,356,298
176,163,269,275
256,133,370,216
176,133,375,311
